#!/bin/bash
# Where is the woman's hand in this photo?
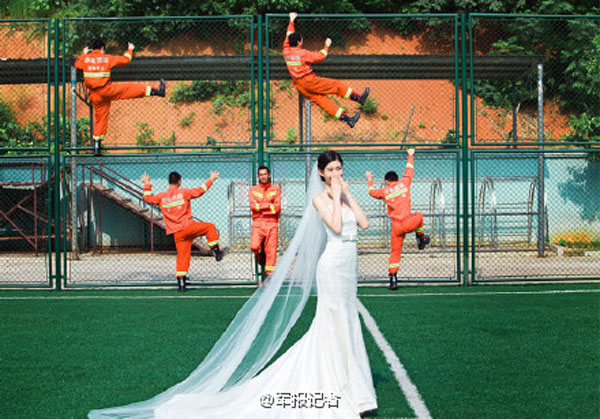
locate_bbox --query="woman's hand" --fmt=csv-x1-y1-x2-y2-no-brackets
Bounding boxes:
340,178,350,195
331,176,342,200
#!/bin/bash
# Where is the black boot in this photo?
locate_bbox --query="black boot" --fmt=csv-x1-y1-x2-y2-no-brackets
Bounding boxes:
417,234,430,250
176,276,186,292
340,112,361,128
388,272,398,291
93,139,102,157
351,87,370,105
151,79,166,97
211,245,225,262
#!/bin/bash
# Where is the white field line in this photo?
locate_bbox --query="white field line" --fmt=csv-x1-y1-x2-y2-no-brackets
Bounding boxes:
359,289,600,297
358,300,432,419
0,288,598,300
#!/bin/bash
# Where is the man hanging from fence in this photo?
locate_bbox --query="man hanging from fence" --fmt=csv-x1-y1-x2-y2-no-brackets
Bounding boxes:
141,171,225,292
75,40,165,156
248,166,281,280
284,12,369,128
366,148,430,290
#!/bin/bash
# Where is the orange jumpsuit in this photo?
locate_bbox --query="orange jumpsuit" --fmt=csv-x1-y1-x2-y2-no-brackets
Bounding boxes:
283,22,354,119
368,155,425,274
143,179,219,277
248,182,281,274
74,48,153,143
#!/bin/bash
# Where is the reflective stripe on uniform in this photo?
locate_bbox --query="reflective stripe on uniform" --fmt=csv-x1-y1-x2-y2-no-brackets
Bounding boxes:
145,86,151,97
344,87,353,99
416,227,424,233
255,203,260,211
286,31,294,36
385,188,408,200
124,53,132,61
266,191,277,198
176,271,187,276
252,191,264,198
161,199,185,209
93,135,105,140
335,107,343,119
269,204,276,214
368,186,376,191
406,163,414,169
200,183,208,192
320,49,328,57
207,240,219,247
285,60,302,66
388,263,400,268
84,71,111,78
265,266,275,271
143,191,152,196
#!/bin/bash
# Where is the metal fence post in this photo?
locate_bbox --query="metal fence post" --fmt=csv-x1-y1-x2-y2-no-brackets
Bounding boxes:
258,14,264,166
537,63,545,257
70,66,79,260
53,18,62,290
461,13,470,286
305,99,312,188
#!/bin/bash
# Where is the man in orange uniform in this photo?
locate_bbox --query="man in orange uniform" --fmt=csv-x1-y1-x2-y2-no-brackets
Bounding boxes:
141,171,225,292
248,166,281,278
366,148,430,290
75,39,165,156
284,12,369,128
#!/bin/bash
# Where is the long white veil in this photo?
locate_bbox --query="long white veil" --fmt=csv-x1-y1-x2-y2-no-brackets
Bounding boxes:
89,163,326,418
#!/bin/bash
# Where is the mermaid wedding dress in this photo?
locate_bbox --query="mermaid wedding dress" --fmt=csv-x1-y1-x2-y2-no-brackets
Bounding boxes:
89,166,377,418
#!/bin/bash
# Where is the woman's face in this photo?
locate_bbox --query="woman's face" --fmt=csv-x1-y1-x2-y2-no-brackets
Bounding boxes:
320,160,343,185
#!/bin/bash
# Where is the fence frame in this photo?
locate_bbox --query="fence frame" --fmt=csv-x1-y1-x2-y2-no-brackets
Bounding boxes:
0,14,598,288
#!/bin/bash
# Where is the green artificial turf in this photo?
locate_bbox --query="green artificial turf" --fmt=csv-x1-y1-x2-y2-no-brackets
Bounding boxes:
1,285,598,418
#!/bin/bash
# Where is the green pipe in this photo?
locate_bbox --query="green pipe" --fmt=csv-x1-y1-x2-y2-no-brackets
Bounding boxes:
53,19,62,291
461,13,470,286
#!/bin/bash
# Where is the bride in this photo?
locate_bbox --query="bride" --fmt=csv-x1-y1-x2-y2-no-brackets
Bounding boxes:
89,150,378,418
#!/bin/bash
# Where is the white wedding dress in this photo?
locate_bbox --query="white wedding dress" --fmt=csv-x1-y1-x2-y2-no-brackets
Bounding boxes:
154,205,377,418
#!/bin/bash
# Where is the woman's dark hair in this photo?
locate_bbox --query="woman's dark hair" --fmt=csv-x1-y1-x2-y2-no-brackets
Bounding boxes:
288,33,303,47
91,39,106,50
317,150,343,181
168,171,182,185
384,171,399,182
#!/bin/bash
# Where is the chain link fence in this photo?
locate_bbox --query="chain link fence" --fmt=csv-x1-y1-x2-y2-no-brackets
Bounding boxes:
62,17,256,152
0,156,52,286
269,151,460,283
63,153,255,287
265,14,460,147
0,14,598,288
470,14,600,145
0,20,52,152
472,150,600,281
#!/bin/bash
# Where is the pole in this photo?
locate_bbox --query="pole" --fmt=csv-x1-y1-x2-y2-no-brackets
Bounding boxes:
70,66,79,259
537,63,545,257
299,94,304,148
257,15,264,166
512,83,518,147
461,13,470,286
304,99,311,188
53,19,62,290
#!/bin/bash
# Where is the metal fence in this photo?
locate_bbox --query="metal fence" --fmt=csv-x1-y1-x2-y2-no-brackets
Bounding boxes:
0,14,598,288
469,14,600,146
0,156,53,287
265,14,460,148
61,16,257,152
0,19,52,153
472,150,600,282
